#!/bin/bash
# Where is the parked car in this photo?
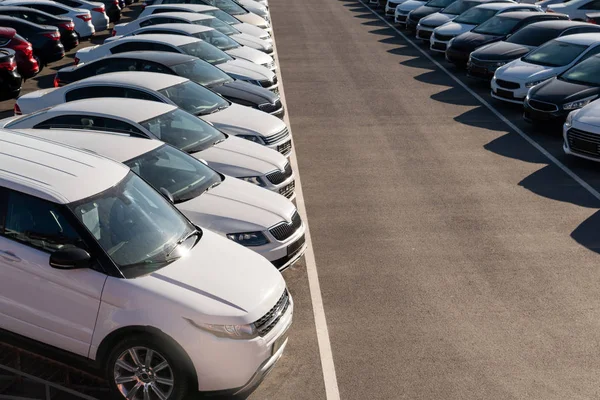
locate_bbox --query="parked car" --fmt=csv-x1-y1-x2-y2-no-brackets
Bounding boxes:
492,33,600,103
0,27,38,78
524,54,600,124
429,3,541,54
51,0,109,31
139,4,272,43
98,0,120,22
18,128,306,270
535,0,568,10
0,128,293,399
111,12,274,60
407,0,457,33
468,20,600,79
547,0,600,20
446,11,567,66
74,34,279,92
142,0,271,32
0,48,21,98
415,0,512,41
55,52,283,115
0,6,78,50
586,10,600,23
0,0,95,39
6,98,296,198
395,0,429,27
562,98,600,160
0,16,64,66
15,72,292,156
386,0,409,18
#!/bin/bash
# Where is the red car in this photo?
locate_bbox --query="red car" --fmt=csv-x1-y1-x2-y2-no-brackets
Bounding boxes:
0,27,38,79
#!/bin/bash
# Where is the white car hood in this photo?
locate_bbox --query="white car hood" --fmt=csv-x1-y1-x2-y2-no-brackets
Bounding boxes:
197,135,287,177
435,21,475,36
220,58,275,81
420,12,454,27
495,59,558,84
107,229,286,324
202,103,286,138
398,0,426,12
226,46,272,65
235,13,269,29
231,33,272,51
234,22,271,40
571,102,600,129
178,176,295,234
238,0,268,18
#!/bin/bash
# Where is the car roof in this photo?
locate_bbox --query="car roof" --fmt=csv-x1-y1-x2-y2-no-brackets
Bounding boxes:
476,2,534,10
103,50,196,66
14,128,163,163
495,11,553,19
522,19,598,32
2,0,70,7
135,23,213,34
114,33,200,46
73,71,187,90
0,129,129,204
465,0,511,4
146,4,218,12
555,32,600,45
143,11,212,21
38,98,177,123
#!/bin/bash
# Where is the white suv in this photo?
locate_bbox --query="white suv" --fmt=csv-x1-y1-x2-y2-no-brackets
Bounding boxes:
0,129,293,399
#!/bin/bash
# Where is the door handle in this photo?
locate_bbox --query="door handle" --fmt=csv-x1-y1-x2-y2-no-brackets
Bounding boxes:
0,250,21,262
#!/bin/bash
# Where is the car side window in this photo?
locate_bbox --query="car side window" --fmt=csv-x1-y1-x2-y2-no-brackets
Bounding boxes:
578,44,600,61
32,4,67,15
140,17,171,26
150,43,178,52
56,0,81,7
22,11,50,24
94,58,138,74
122,88,160,101
138,61,170,73
151,8,176,13
65,86,126,102
33,114,145,135
2,190,86,253
110,42,151,54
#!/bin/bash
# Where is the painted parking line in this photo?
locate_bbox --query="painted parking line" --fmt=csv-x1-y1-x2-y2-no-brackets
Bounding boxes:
269,19,342,400
358,0,600,203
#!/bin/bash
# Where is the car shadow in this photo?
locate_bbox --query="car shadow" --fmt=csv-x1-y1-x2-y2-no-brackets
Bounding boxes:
484,132,548,164
571,210,600,255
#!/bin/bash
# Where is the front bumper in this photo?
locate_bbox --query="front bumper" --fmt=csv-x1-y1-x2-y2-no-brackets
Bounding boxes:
563,127,600,162
416,26,433,41
523,99,566,124
445,47,468,65
466,58,502,80
406,17,419,30
491,78,527,104
394,12,409,24
429,37,449,53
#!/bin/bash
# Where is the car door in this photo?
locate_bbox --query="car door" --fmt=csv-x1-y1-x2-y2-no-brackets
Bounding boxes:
0,188,107,357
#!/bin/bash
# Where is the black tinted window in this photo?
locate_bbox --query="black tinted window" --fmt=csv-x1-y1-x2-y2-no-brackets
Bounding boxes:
111,42,150,53
93,58,138,74
31,4,67,14
507,26,560,46
65,86,127,101
138,61,171,73
55,0,81,7
34,115,144,135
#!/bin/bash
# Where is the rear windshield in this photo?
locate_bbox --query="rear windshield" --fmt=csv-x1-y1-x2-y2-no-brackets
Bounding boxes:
178,41,232,65
442,0,477,16
506,25,560,46
454,7,498,25
522,40,587,67
473,16,520,35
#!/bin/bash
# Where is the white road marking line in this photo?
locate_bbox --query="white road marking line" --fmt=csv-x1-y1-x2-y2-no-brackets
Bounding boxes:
358,0,600,203
269,20,342,400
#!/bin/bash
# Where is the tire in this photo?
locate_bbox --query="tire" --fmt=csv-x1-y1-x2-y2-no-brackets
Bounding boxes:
105,334,191,400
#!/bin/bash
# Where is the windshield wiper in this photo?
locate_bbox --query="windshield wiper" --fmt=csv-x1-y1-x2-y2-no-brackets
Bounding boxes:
213,138,226,145
204,181,222,193
166,229,202,260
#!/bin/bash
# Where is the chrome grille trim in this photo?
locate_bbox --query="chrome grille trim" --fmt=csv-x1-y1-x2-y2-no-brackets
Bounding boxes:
254,290,290,337
266,163,293,185
264,127,290,145
269,211,302,241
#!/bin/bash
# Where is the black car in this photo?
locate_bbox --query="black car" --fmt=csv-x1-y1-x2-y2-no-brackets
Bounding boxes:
468,20,600,80
99,0,121,22
524,54,600,125
407,0,458,33
445,11,568,67
0,48,22,100
55,51,285,116
0,15,64,65
0,6,78,50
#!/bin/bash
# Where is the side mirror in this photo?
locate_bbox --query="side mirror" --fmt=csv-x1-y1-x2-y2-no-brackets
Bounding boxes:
50,247,92,270
160,187,174,203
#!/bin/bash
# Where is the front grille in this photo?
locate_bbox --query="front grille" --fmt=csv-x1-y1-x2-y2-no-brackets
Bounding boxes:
269,211,302,241
528,99,558,112
279,180,295,198
258,100,283,113
417,29,432,40
264,127,290,145
272,234,306,270
266,162,293,185
567,128,600,157
434,33,454,42
277,139,292,156
254,290,290,337
262,60,275,69
396,14,408,22
258,75,277,87
431,42,447,51
496,79,520,90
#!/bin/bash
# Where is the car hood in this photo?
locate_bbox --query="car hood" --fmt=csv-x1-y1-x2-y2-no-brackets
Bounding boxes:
398,0,426,12
201,103,285,138
197,134,287,177
238,0,268,18
105,229,286,324
451,30,502,52
471,41,533,61
231,32,272,51
419,12,454,28
214,80,279,106
435,21,475,36
571,101,600,129
411,5,443,20
233,22,271,41
529,77,600,105
235,12,269,29
220,58,275,81
495,58,558,83
178,176,295,234
226,46,272,65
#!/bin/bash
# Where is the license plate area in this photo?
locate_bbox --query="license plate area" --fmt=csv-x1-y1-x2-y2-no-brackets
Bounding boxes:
572,138,598,154
287,234,306,256
496,88,514,99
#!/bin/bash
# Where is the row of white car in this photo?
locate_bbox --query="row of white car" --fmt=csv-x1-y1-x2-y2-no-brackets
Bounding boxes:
0,2,303,400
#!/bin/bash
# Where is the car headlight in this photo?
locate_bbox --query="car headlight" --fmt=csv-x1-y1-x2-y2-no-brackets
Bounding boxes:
226,231,269,246
186,319,258,339
525,79,547,88
563,95,598,111
237,134,266,144
238,176,265,186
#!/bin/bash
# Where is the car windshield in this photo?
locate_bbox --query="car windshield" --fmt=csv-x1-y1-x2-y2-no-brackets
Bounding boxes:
454,7,498,24
425,0,455,8
506,26,560,46
126,144,222,204
442,0,476,16
171,59,233,86
140,109,226,153
193,30,240,51
194,17,240,35
204,9,241,25
473,16,520,35
158,80,229,115
204,0,247,15
522,40,587,67
178,41,232,64
559,55,600,86
70,172,199,278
